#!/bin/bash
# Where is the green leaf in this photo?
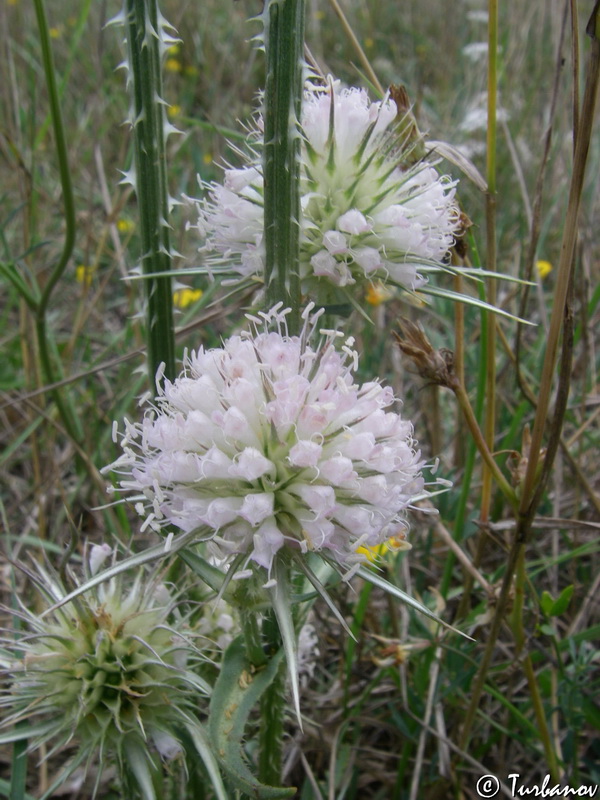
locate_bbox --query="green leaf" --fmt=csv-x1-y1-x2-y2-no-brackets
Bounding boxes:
123,737,157,800
541,585,574,617
540,590,555,617
179,548,229,594
583,699,600,731
0,778,36,800
268,560,301,727
40,530,197,617
356,566,473,639
291,553,354,638
418,284,536,325
0,722,56,745
548,584,574,616
209,637,295,798
183,720,229,800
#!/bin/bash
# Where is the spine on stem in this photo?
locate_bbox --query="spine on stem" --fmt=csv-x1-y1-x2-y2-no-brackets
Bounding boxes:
122,0,177,383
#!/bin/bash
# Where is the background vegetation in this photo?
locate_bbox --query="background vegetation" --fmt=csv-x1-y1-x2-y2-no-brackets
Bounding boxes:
1,0,598,797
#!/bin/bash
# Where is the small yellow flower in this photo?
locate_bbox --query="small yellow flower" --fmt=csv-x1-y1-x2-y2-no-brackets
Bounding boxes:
357,529,412,562
167,104,181,119
49,26,62,39
75,265,95,288
165,58,182,73
8,0,19,6
173,288,203,309
364,37,374,49
314,9,325,19
117,218,135,234
184,65,198,78
167,44,180,56
202,153,213,166
536,259,552,279
365,281,393,306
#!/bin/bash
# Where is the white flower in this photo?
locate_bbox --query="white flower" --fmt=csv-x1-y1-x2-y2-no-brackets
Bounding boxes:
191,80,460,303
108,304,425,582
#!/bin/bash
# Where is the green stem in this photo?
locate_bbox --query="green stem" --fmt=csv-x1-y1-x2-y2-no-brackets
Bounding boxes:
263,0,305,335
32,0,83,445
258,610,286,786
125,0,176,383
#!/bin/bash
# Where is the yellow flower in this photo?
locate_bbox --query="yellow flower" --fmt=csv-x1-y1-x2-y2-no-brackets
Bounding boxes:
173,288,203,309
365,281,393,306
165,58,182,73
117,218,135,234
536,259,552,279
167,104,181,119
75,265,95,288
364,37,374,49
167,44,180,56
184,65,198,78
202,153,213,165
357,530,412,562
314,9,325,19
49,26,62,39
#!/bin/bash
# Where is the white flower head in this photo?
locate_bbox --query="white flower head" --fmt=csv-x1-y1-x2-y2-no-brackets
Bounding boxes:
108,304,426,582
192,79,460,303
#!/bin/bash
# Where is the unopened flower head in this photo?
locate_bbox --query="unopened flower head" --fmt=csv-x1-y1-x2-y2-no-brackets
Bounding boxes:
0,557,208,791
192,80,459,303
108,304,425,583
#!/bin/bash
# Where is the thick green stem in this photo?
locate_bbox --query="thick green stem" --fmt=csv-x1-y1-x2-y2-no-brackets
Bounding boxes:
260,7,306,776
258,610,286,786
263,0,305,335
125,0,176,383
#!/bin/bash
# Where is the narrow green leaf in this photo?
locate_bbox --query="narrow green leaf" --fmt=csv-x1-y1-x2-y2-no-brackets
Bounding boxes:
0,721,56,745
419,284,536,325
291,553,354,638
268,560,301,727
179,548,229,594
40,530,197,616
123,737,157,800
356,566,473,639
0,778,36,800
183,721,229,800
9,736,27,800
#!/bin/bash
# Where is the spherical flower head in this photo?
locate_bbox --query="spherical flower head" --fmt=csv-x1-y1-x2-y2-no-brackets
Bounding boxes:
192,79,460,304
0,561,207,790
108,304,426,583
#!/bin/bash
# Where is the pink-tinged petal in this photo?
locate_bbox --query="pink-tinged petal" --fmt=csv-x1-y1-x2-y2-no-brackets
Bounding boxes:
337,209,371,235
252,518,285,569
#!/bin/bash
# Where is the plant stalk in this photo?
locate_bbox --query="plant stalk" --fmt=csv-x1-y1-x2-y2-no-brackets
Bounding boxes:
263,0,305,335
124,0,176,383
